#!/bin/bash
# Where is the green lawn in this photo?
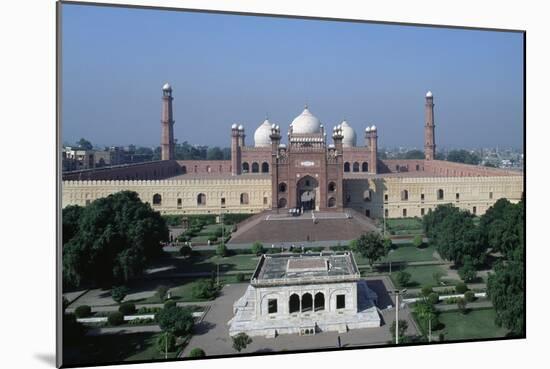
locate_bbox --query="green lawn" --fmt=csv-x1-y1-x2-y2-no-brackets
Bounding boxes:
435,309,508,340
175,254,260,274
386,217,423,231
63,332,178,366
383,244,437,263
390,264,448,288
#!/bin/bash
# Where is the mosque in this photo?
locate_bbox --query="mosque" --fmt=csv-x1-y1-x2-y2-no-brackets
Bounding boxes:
62,83,523,223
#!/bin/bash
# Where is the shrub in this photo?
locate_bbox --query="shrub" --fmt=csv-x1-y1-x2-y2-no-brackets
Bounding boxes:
74,305,92,318
179,245,192,257
413,235,424,248
432,271,444,285
111,286,129,304
251,241,265,256
421,286,433,297
232,332,253,352
164,300,177,309
428,292,440,305
107,311,124,326
235,273,245,282
192,279,219,300
455,282,468,294
118,302,136,315
208,235,218,243
464,290,476,302
156,332,176,353
188,348,206,358
396,271,411,287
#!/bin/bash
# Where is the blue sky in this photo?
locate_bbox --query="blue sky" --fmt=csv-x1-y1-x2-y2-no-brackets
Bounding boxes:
61,4,524,149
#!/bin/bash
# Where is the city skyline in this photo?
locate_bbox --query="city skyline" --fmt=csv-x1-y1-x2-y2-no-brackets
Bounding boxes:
62,4,524,149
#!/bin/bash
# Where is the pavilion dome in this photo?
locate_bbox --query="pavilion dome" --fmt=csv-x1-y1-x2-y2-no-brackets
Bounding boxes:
340,120,356,147
254,119,273,147
290,106,322,134
162,83,172,91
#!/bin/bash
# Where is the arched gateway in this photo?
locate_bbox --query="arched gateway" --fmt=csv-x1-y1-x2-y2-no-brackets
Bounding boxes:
296,175,319,211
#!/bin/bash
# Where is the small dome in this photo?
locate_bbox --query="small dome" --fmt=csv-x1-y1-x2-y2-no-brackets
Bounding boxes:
291,107,322,134
365,126,371,132
162,83,172,91
278,143,287,148
426,90,433,98
340,120,357,147
254,119,273,147
371,125,377,131
231,123,237,129
238,124,244,131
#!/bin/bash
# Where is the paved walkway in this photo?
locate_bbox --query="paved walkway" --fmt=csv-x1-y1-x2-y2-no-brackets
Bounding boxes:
435,300,493,312
180,277,418,358
86,325,161,336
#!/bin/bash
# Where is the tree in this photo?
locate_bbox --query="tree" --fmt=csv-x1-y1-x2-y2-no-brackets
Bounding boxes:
458,257,478,282
414,298,438,337
63,313,87,344
62,205,83,245
351,232,388,270
188,348,206,358
396,271,411,287
251,241,264,256
156,332,176,353
232,332,252,352
413,234,424,248
423,204,485,266
446,149,480,165
156,285,169,302
77,138,93,150
402,150,425,159
457,298,468,314
156,306,194,336
479,198,523,258
62,191,169,288
179,245,192,257
487,255,524,336
111,286,129,304
216,243,228,257
389,320,409,343
206,147,224,160
455,282,468,294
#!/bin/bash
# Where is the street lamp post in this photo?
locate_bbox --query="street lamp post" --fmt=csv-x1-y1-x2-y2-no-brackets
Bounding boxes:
390,288,407,345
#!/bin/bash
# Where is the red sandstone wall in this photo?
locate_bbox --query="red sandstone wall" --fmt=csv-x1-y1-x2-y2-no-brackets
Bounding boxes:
62,160,182,181
177,160,232,174
424,160,519,177
379,160,426,174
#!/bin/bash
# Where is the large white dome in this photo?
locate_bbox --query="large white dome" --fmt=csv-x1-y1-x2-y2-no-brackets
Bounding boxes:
340,120,356,147
291,107,322,134
254,119,273,147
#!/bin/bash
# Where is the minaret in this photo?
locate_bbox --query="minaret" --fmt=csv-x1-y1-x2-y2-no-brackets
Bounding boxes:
366,125,378,174
424,91,436,160
160,83,175,160
230,124,242,175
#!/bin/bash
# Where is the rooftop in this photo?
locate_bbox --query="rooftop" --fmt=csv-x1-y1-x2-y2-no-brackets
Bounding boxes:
251,252,360,287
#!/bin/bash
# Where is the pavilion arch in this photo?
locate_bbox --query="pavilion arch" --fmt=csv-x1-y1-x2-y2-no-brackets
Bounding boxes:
344,162,351,172
197,193,206,206
260,293,280,316
240,193,249,205
279,182,287,193
363,190,372,202
242,162,250,173
328,182,336,192
401,189,409,201
152,193,162,205
252,162,260,173
328,197,336,208
289,293,300,314
353,162,360,172
314,292,325,312
181,165,187,174
301,293,313,312
278,197,287,208
261,162,269,173
362,162,369,172
437,189,444,200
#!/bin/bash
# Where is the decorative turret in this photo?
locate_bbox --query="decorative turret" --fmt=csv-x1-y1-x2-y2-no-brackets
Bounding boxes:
367,125,378,174
332,124,344,154
269,124,281,155
424,91,436,160
160,83,175,160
